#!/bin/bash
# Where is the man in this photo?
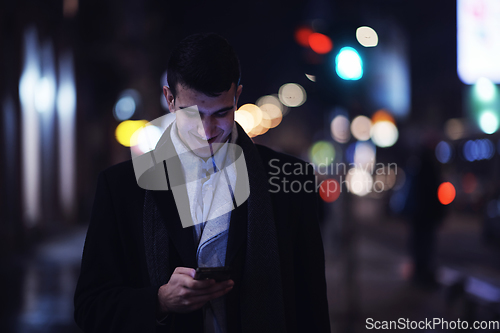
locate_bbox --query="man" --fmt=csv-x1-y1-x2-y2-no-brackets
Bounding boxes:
74,33,330,333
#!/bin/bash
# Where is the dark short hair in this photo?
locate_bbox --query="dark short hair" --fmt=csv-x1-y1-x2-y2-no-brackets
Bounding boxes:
166,33,241,100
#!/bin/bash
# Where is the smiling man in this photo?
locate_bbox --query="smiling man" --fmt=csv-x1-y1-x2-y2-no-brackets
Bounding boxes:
166,83,242,157
74,33,330,333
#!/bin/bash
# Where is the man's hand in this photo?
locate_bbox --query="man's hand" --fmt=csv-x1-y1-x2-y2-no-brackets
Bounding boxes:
157,267,234,315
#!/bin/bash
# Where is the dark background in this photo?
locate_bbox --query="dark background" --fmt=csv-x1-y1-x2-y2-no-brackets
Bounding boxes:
1,0,500,332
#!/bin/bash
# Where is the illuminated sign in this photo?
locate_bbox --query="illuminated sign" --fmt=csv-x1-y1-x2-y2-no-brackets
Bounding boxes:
457,0,500,84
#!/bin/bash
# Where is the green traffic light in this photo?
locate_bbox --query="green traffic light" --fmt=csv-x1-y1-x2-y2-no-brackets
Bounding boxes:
469,78,500,134
335,47,363,80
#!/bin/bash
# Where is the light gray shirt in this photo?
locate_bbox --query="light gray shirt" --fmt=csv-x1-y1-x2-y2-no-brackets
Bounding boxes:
170,120,238,333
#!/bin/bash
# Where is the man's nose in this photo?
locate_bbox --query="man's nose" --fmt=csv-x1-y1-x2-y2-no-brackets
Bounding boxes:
197,117,214,139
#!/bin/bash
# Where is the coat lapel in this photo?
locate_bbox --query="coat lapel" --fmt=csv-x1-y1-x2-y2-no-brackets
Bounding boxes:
148,125,198,269
225,131,251,267
150,189,197,269
225,198,247,267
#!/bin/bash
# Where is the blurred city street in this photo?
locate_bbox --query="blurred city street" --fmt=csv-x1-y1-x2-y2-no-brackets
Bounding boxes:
0,227,86,333
2,198,500,332
325,197,500,332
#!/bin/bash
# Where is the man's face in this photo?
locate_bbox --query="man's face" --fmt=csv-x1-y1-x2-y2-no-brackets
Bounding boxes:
164,83,243,159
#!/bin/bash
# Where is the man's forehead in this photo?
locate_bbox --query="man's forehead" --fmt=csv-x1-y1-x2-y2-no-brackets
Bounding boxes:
174,85,237,114
178,104,235,115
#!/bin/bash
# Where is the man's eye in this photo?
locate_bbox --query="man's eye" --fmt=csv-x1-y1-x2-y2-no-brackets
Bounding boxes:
216,111,228,117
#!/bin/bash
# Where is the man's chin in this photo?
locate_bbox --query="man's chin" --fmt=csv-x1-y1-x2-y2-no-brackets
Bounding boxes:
190,142,226,158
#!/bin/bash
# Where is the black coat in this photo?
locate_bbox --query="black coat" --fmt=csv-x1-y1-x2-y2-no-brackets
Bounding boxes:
74,135,331,333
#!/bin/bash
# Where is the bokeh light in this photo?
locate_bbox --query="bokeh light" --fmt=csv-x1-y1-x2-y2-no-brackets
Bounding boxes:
278,83,306,107
353,141,376,169
350,115,372,141
370,121,398,148
345,142,356,164
19,26,42,225
243,103,270,137
479,111,499,134
234,109,254,133
255,94,288,118
371,109,395,124
482,139,495,159
373,167,397,192
35,77,56,113
335,47,363,80
115,120,148,147
463,139,495,161
239,103,263,129
346,168,373,196
462,172,477,194
114,96,135,120
63,0,78,17
308,33,333,54
435,141,452,163
445,118,465,140
438,182,456,205
309,141,335,166
259,111,272,128
57,51,77,219
294,26,314,47
136,125,163,153
393,168,406,191
305,73,316,82
257,94,284,129
256,94,283,112
356,26,378,47
114,89,141,121
259,104,281,128
257,107,276,129
390,192,407,214
249,124,269,137
319,179,341,202
463,140,474,161
330,115,350,143
474,77,496,102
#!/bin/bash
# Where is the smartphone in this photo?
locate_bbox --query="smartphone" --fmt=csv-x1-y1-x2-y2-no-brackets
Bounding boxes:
194,267,232,282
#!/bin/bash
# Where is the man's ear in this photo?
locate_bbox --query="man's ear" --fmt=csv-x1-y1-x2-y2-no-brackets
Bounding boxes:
163,86,175,111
